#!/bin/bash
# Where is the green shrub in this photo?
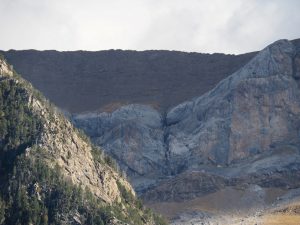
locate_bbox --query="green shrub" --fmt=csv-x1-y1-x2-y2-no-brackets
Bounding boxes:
117,180,134,204
0,79,43,174
0,197,5,225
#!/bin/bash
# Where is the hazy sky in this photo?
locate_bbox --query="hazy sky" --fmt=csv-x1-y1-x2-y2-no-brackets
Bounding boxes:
1,0,300,54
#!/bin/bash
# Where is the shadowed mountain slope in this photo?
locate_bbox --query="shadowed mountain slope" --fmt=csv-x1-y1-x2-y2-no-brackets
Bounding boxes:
0,49,256,113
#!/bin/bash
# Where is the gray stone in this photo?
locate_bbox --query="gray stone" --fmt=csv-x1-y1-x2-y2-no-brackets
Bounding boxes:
73,104,166,192
166,40,300,172
73,39,300,199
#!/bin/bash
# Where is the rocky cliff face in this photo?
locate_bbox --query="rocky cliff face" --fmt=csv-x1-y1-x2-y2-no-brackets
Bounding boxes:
73,39,300,223
73,105,166,192
166,39,300,170
74,39,300,188
0,57,166,225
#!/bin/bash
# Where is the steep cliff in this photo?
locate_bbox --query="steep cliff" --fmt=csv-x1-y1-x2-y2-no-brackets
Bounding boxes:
72,105,166,193
166,39,300,169
73,39,300,223
0,57,166,225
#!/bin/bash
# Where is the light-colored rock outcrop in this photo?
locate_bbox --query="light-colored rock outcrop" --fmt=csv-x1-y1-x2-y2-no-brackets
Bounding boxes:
166,39,300,170
74,39,300,191
0,58,13,76
32,98,133,203
73,104,166,192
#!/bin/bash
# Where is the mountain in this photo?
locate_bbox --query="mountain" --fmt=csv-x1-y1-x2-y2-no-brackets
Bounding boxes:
0,49,256,113
0,56,166,225
72,39,300,224
2,39,300,224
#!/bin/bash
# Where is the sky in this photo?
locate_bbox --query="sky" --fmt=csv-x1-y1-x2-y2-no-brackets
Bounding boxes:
0,0,300,54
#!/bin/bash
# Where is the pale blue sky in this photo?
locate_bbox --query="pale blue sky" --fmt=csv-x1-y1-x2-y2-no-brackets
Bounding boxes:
1,0,300,54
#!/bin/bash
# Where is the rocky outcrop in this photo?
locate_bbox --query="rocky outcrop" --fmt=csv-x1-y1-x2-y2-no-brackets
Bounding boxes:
0,57,13,77
73,104,167,192
31,98,132,203
73,39,300,205
166,39,300,171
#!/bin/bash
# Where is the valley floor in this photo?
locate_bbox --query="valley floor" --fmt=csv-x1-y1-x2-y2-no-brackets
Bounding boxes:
147,187,300,225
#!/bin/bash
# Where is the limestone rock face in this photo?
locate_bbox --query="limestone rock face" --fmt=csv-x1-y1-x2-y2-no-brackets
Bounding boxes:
73,40,300,199
166,39,300,172
32,99,132,203
73,104,166,192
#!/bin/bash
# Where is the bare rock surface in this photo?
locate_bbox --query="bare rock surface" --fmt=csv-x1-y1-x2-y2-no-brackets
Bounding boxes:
73,104,166,192
73,39,300,224
166,39,300,170
74,39,300,190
